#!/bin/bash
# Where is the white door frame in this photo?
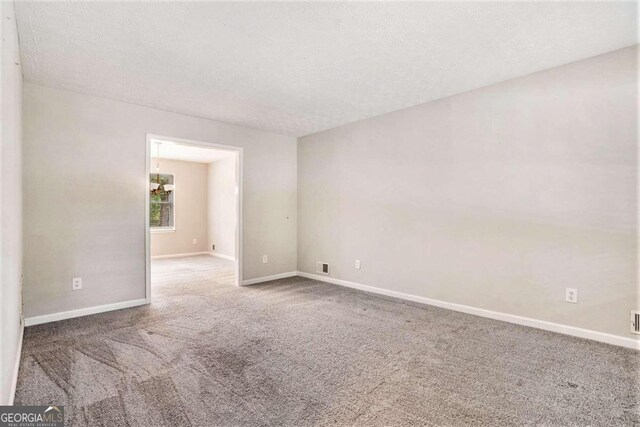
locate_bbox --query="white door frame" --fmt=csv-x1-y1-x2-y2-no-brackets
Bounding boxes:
145,133,244,303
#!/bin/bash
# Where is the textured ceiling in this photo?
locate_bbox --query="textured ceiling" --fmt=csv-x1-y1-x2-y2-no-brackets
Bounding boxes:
15,2,638,137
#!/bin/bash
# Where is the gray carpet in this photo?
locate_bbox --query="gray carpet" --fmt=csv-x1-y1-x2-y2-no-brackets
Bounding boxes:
15,255,640,426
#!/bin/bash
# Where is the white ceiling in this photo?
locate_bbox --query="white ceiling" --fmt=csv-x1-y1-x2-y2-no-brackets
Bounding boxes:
15,2,638,137
151,139,235,164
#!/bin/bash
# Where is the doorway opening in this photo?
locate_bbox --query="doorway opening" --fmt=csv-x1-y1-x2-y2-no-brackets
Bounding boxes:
145,134,243,303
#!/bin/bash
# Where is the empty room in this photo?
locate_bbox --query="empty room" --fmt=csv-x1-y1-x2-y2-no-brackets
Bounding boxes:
149,137,240,295
0,1,638,426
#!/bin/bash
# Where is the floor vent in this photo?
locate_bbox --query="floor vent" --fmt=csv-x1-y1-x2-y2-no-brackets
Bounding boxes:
632,311,640,335
316,262,329,275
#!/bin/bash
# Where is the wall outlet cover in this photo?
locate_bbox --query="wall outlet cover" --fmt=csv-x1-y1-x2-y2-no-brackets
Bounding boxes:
72,277,83,291
565,288,578,303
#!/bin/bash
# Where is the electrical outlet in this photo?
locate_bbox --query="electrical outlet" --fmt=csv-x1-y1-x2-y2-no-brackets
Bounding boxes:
565,288,578,303
355,259,361,270
193,238,197,244
72,277,83,291
262,255,268,263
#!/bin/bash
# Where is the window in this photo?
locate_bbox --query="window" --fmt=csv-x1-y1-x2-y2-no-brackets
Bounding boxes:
150,173,175,230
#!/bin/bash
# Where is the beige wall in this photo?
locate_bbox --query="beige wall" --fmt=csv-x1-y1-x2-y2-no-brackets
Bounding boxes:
19,42,637,344
207,157,237,259
298,46,638,341
0,1,24,404
23,83,297,318
150,158,208,257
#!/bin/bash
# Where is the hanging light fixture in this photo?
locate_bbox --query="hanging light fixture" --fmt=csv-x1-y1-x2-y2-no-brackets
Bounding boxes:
150,142,174,195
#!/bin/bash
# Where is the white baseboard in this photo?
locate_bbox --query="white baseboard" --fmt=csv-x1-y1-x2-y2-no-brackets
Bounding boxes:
8,320,24,405
297,271,640,350
243,271,298,286
24,299,148,327
207,252,236,261
151,251,210,260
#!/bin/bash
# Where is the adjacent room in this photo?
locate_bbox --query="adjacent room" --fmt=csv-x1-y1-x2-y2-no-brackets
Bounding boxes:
149,137,240,299
0,1,638,426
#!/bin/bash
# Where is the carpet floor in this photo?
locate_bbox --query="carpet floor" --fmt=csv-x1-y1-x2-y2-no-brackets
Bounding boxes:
15,255,640,426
